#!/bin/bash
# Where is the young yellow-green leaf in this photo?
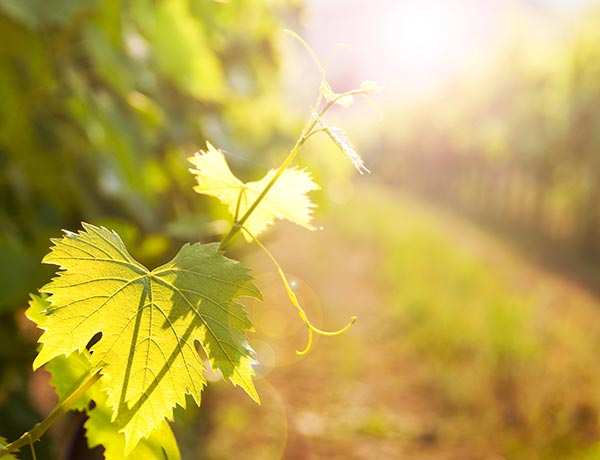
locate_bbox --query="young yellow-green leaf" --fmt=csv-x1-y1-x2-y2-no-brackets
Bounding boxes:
0,437,18,460
26,293,52,335
189,142,319,241
46,349,96,412
44,349,180,460
86,409,180,460
33,224,261,453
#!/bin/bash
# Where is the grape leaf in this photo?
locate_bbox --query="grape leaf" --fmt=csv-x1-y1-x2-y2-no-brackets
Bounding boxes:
27,294,98,412
0,437,18,460
42,346,180,460
86,406,180,460
32,224,261,453
189,142,319,240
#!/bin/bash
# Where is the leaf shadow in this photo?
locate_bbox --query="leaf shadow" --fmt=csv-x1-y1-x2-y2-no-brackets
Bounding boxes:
114,243,257,437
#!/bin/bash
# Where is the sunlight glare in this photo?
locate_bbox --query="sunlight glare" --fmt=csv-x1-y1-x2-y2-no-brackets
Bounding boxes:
382,0,500,94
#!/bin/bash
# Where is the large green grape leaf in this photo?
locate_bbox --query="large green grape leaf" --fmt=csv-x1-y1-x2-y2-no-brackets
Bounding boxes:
32,224,261,453
189,142,319,241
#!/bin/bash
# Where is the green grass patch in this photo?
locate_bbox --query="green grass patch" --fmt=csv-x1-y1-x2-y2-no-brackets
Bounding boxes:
332,184,600,459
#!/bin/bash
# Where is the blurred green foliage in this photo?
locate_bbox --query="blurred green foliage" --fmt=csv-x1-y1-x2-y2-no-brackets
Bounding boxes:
336,185,600,459
382,5,600,271
0,0,298,312
0,0,298,456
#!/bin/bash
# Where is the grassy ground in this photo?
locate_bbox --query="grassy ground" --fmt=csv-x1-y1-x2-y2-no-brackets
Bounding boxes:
175,182,600,460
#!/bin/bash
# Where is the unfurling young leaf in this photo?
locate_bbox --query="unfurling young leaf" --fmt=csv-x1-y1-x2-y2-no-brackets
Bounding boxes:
327,126,370,174
313,114,370,174
359,80,383,94
31,224,261,454
189,142,319,240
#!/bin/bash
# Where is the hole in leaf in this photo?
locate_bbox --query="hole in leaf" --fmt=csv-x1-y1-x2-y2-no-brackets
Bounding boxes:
86,332,102,352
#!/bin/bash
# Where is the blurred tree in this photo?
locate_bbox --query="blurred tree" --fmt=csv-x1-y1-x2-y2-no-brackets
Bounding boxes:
383,4,600,273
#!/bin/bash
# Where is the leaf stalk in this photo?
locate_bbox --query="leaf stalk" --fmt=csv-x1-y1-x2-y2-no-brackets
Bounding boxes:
218,118,318,250
240,226,356,355
0,370,101,458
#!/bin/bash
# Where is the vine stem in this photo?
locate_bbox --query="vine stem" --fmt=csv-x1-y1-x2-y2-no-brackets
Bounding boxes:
218,87,360,251
0,370,101,458
241,226,356,355
218,119,316,250
218,30,367,250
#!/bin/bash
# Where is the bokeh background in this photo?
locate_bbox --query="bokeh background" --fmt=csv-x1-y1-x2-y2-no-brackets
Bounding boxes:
2,0,600,459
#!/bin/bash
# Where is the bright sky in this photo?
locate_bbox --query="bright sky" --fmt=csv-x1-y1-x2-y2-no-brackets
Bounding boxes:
292,0,597,103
